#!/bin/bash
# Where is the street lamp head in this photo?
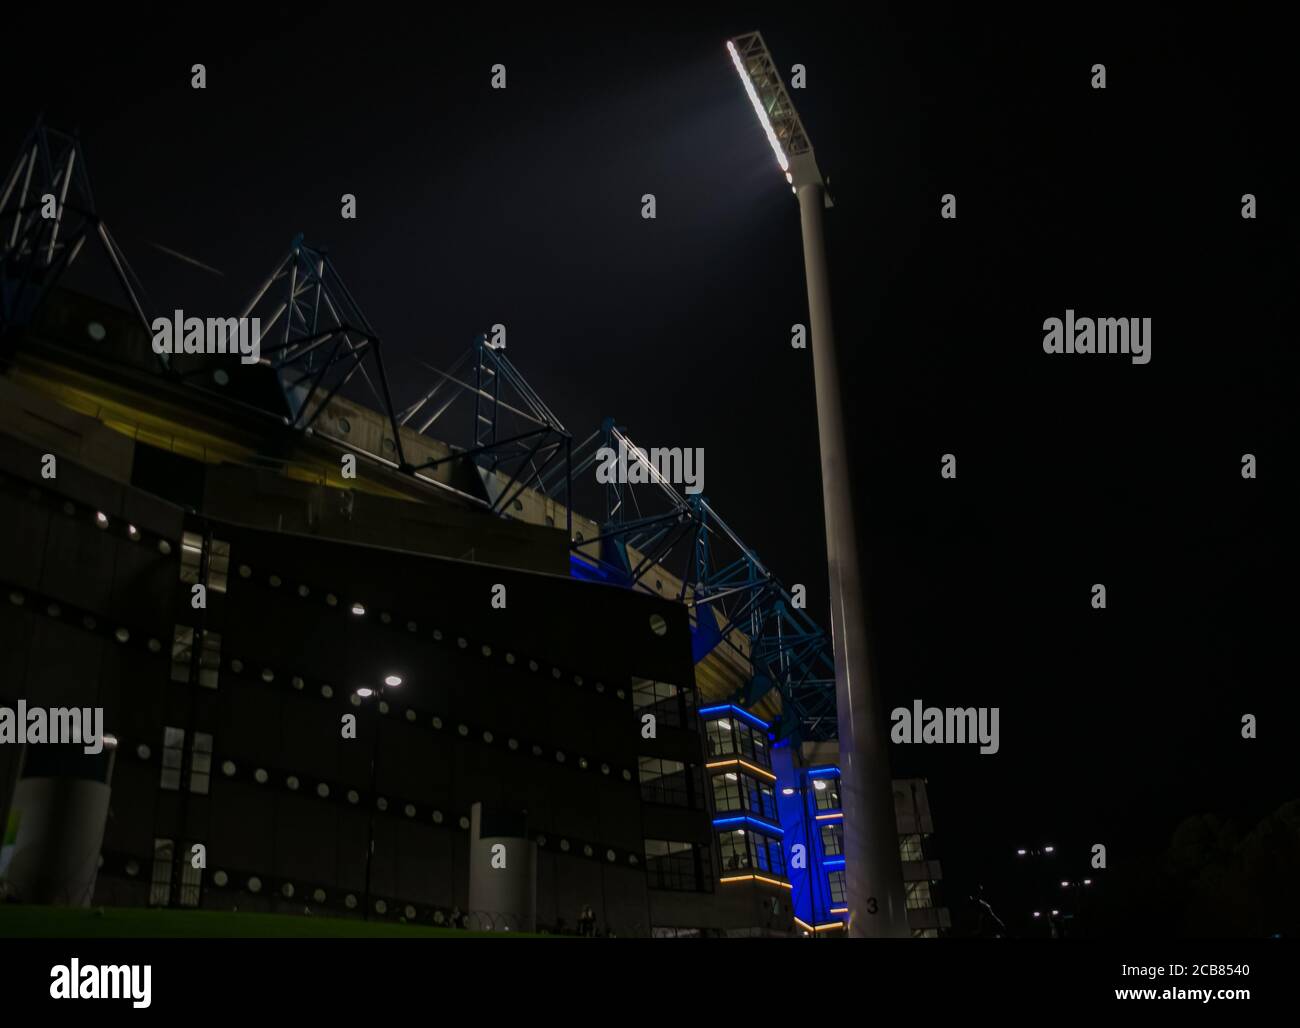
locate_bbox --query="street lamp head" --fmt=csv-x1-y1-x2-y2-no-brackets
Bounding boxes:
725,31,827,197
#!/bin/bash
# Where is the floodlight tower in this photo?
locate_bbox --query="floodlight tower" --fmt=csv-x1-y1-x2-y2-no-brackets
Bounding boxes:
726,31,909,939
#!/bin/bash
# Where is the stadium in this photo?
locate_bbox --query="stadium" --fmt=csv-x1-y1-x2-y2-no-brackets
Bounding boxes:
0,115,948,938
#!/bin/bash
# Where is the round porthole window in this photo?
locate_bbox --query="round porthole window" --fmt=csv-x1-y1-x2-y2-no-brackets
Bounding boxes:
87,321,107,341
213,369,230,386
649,613,668,637
338,418,351,434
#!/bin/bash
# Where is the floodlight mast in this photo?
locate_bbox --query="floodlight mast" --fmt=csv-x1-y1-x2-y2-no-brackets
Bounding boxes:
727,31,909,940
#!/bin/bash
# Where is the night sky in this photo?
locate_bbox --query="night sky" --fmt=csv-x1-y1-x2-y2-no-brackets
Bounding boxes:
5,5,1296,934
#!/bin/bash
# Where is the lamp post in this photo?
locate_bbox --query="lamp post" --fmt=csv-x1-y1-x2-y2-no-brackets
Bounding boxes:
357,673,402,921
726,31,908,938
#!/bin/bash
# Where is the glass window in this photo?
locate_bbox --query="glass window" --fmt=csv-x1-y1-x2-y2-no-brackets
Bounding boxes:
821,823,844,857
740,777,777,819
170,626,193,684
828,869,846,904
208,539,230,593
711,771,742,812
171,627,221,689
751,730,770,768
161,727,185,790
180,534,230,594
644,839,699,891
705,718,736,758
899,833,924,862
813,776,841,811
737,722,755,759
198,631,221,690
639,757,697,808
178,841,203,907
150,838,174,906
905,881,933,910
769,838,786,876
180,532,203,585
190,732,213,794
718,829,751,872
632,678,685,728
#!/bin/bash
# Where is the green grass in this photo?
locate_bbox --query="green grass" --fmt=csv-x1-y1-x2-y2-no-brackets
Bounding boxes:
0,904,543,938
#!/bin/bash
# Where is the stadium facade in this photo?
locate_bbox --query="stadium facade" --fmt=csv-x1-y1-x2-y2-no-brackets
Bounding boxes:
0,126,947,937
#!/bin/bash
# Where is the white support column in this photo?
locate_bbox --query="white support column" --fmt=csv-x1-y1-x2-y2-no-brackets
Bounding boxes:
797,181,909,939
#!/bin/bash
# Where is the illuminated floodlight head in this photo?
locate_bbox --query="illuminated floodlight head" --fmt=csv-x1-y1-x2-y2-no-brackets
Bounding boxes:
726,31,827,197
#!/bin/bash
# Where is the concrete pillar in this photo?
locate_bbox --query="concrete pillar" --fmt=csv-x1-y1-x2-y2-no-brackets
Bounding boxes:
466,802,537,932
4,743,115,906
797,182,909,939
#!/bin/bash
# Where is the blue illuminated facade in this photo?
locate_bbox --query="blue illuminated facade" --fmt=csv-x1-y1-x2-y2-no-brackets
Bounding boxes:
773,748,849,932
698,705,791,892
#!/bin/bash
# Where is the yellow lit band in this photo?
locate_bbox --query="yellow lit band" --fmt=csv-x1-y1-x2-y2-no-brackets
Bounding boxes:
719,873,792,889
704,758,777,782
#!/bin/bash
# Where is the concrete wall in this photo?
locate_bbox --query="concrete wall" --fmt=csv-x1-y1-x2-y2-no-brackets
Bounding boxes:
0,429,711,935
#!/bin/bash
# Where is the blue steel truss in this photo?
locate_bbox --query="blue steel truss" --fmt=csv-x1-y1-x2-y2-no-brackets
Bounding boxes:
0,121,154,349
397,338,572,534
546,419,838,742
242,238,572,532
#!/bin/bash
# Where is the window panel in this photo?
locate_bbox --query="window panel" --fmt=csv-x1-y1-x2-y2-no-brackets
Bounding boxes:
639,757,697,808
711,771,742,813
150,838,174,906
160,727,185,791
644,839,699,891
905,881,934,910
718,829,751,872
769,838,786,876
705,719,736,758
632,678,685,729
813,776,841,811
